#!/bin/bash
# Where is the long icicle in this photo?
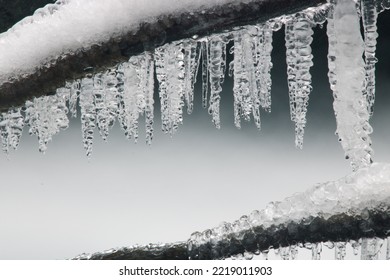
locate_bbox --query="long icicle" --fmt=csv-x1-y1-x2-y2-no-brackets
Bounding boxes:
327,0,373,171
285,14,314,149
361,0,379,115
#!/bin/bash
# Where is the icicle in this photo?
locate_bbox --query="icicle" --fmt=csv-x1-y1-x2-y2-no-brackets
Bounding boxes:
361,237,383,260
350,239,361,255
232,26,261,129
155,42,186,135
208,35,227,129
386,237,390,260
256,22,274,113
79,75,96,156
140,51,155,145
25,92,69,153
0,108,24,154
68,80,80,118
201,40,209,109
312,243,322,260
183,40,201,114
290,245,298,260
280,246,290,260
117,53,153,143
93,69,118,141
334,242,346,260
94,73,109,141
285,14,314,149
327,0,373,171
361,0,379,115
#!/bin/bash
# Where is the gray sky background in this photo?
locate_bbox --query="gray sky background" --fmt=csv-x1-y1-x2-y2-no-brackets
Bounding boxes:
1,11,390,259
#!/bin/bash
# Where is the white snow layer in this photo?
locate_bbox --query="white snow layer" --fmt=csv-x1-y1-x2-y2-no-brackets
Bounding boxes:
0,0,250,84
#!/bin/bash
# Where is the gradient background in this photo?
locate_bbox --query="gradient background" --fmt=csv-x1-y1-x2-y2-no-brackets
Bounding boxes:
0,10,390,260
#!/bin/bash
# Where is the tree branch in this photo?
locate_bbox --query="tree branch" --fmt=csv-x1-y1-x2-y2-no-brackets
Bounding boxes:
0,0,326,112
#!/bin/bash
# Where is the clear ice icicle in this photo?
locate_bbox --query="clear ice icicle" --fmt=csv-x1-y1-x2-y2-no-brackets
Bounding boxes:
334,242,346,260
361,0,379,115
117,52,154,143
387,237,390,260
312,243,322,260
183,40,201,114
280,246,290,260
285,14,314,149
201,40,209,109
361,237,383,260
155,42,185,135
256,22,274,112
79,76,96,156
93,71,118,141
327,0,373,171
208,35,227,129
0,108,24,154
25,91,69,153
232,27,260,129
68,80,80,118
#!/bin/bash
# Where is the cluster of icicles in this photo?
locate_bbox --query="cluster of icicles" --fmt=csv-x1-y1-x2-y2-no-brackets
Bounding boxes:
0,0,387,170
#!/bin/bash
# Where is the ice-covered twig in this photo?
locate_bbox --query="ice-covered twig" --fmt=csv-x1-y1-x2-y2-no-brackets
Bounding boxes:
0,0,327,112
74,163,390,260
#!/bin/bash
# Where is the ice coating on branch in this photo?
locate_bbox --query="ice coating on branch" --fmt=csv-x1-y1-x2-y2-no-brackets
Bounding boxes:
327,0,373,171
0,0,251,85
285,14,314,149
0,108,24,154
361,0,379,115
187,162,390,259
25,90,69,153
208,35,227,129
